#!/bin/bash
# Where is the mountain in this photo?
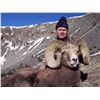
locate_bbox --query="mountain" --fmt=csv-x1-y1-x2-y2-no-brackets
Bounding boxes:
1,13,100,86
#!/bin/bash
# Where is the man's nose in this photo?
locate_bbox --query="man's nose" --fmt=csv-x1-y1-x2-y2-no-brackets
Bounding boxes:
61,32,64,34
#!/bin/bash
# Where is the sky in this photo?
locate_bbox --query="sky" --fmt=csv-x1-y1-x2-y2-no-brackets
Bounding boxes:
1,13,86,27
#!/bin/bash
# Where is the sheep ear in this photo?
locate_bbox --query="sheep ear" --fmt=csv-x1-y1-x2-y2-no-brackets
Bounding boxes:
78,39,90,65
61,47,65,51
61,47,67,54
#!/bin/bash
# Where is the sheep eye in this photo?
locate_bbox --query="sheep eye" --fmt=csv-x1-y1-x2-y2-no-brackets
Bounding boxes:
77,50,79,53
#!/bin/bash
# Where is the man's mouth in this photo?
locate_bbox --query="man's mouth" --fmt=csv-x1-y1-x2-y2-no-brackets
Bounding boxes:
60,34,65,37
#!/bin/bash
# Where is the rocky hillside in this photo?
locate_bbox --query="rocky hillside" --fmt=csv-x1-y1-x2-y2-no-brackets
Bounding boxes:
80,54,100,86
1,13,100,83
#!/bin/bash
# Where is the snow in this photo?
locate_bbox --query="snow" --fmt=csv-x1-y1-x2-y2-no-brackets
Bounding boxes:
2,40,9,46
28,44,35,51
6,41,19,51
41,21,57,25
0,48,9,66
9,42,19,50
17,45,25,52
36,48,46,55
34,37,44,45
0,56,6,66
23,52,27,56
68,14,88,20
27,37,44,51
11,32,14,35
3,48,9,57
46,36,51,39
74,28,80,33
27,37,44,54
37,25,46,32
27,39,34,44
5,32,9,35
10,26,27,29
47,21,57,24
17,56,25,63
81,23,100,38
1,23,38,29
29,25,34,28
33,37,44,49
15,45,25,54
0,32,2,37
2,40,19,50
10,27,13,31
90,51,100,57
70,28,80,37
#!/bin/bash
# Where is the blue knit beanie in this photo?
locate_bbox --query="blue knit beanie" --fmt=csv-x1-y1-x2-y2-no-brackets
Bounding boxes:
56,16,69,30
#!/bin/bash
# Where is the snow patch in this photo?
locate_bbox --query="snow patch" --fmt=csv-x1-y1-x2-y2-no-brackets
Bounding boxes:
37,25,46,32
28,44,35,51
46,36,51,39
36,48,46,55
5,32,9,36
2,40,9,46
0,56,6,66
17,45,25,52
0,48,9,66
17,56,25,63
10,27,13,31
29,25,34,28
15,45,25,54
81,23,100,38
70,28,80,37
74,28,80,33
6,41,19,51
34,37,44,45
28,37,44,52
41,21,57,25
27,39,34,44
27,37,43,50
68,14,87,20
1,24,38,29
0,32,2,37
90,51,100,57
23,52,27,56
9,42,19,50
11,32,14,35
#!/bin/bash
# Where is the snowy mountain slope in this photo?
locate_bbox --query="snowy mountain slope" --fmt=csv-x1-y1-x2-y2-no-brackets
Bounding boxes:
1,13,100,75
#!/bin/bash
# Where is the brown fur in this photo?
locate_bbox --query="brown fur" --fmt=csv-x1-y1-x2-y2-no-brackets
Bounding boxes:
70,37,90,65
1,66,80,87
1,38,89,87
45,40,65,68
1,43,81,87
45,38,90,69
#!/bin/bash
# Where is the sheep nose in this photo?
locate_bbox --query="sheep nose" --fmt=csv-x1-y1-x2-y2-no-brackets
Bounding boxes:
72,58,78,62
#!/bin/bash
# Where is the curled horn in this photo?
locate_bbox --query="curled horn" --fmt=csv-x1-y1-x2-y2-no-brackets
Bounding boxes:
78,39,90,65
45,40,64,68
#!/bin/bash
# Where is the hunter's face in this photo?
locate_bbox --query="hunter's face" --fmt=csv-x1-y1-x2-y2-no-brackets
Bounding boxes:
56,27,69,39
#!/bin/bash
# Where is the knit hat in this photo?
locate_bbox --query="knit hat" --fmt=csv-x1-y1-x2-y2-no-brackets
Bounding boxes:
56,16,69,30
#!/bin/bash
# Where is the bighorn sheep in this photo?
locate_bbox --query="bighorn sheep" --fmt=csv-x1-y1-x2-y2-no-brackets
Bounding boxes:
45,38,90,69
1,38,90,87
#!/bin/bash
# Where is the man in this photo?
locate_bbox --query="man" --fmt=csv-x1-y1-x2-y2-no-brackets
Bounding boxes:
55,16,69,41
43,16,88,81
